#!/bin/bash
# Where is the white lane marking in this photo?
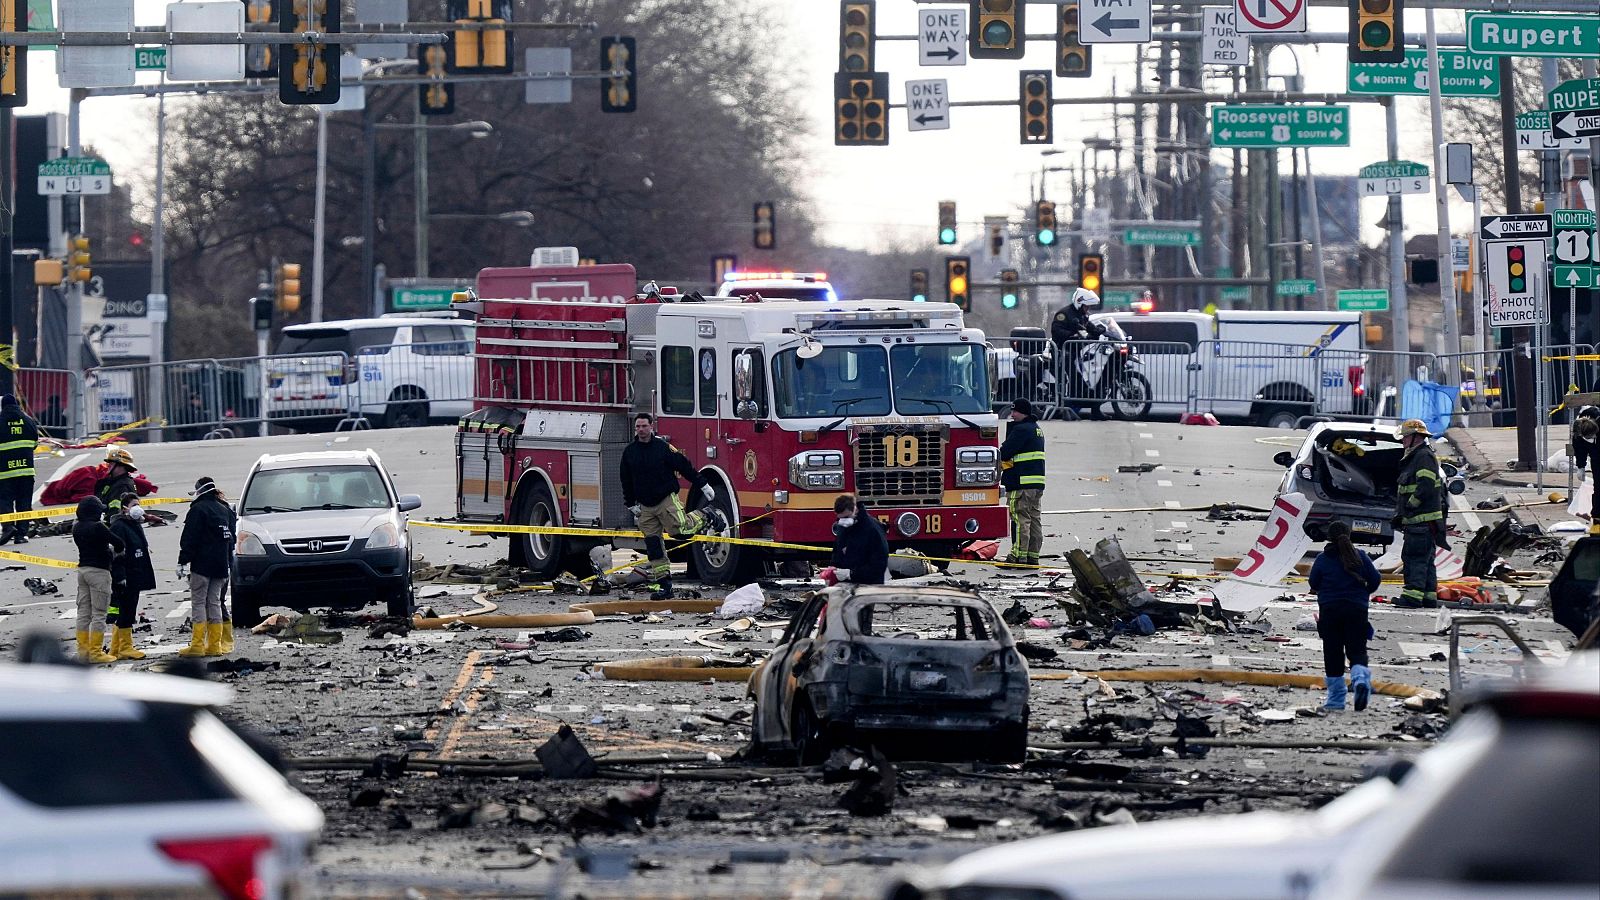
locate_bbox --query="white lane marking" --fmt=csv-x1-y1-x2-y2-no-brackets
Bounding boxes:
1171,521,1188,530
1139,433,1154,440
167,605,189,619
1177,543,1193,553
1181,568,1198,576
1145,449,1161,458
334,436,350,443
1449,493,1483,532
0,598,72,611
1156,480,1173,487
1211,654,1232,667
1164,500,1181,509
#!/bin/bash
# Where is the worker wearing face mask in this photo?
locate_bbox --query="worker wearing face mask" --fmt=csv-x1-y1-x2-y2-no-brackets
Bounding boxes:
825,493,888,586
107,492,156,660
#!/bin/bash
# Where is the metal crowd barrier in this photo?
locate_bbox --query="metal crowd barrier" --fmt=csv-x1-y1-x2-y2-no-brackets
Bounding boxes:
351,339,477,426
14,367,83,440
988,337,1191,419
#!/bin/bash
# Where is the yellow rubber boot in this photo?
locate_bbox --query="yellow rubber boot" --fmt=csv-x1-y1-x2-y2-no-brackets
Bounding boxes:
202,622,225,657
177,626,210,658
84,632,116,664
75,630,90,661
113,627,146,660
218,620,235,654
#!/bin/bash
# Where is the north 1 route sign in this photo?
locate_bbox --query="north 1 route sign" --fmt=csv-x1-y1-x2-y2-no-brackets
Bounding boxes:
1347,49,1499,98
1357,160,1429,197
37,157,112,195
1553,209,1596,291
1466,13,1600,59
1484,238,1548,329
1210,105,1349,148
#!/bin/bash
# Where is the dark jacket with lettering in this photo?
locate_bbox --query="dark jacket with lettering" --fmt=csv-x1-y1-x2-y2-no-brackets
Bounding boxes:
831,508,889,585
999,416,1045,491
620,436,704,508
109,514,158,591
1398,443,1444,529
178,492,237,579
0,399,38,482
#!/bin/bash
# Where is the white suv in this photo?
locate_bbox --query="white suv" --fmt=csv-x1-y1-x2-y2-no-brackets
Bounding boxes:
0,662,322,897
714,271,837,301
270,317,474,428
232,449,421,626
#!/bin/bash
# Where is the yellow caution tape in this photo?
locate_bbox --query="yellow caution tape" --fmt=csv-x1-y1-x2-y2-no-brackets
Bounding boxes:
0,496,190,524
0,548,77,569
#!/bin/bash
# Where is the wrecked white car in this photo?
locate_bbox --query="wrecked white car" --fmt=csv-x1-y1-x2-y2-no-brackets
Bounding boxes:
748,585,1030,765
1272,423,1464,546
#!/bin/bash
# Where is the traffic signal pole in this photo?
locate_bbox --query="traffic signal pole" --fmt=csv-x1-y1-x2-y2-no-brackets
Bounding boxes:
147,74,169,442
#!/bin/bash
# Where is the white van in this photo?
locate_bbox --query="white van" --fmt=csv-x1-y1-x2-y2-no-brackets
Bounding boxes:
1096,310,1366,427
271,317,474,428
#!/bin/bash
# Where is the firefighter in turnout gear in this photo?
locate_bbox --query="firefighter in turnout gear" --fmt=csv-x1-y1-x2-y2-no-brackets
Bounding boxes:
0,394,39,546
1395,419,1445,608
1000,397,1046,566
619,413,724,600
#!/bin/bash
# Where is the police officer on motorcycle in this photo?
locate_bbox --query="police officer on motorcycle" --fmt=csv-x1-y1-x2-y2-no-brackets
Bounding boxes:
1050,288,1106,419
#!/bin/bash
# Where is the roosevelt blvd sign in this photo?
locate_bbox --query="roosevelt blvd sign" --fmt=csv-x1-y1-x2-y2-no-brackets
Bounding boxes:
1211,105,1349,148
1466,13,1600,59
1357,160,1429,197
37,156,113,195
1347,49,1499,98
1516,110,1586,152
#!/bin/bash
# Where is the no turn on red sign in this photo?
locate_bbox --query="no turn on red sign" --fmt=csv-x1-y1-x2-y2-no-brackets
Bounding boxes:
1234,0,1306,35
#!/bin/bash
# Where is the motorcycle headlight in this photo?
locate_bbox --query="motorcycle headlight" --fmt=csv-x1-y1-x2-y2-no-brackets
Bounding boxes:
367,522,402,550
236,531,268,556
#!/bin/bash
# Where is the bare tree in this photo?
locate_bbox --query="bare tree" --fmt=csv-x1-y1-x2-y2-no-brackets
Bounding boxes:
1438,58,1583,211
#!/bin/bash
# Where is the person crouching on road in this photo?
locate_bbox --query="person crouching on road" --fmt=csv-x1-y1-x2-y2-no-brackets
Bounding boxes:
1000,397,1046,568
72,496,124,663
828,494,888,586
178,476,237,658
1308,521,1381,712
107,491,155,660
620,412,723,600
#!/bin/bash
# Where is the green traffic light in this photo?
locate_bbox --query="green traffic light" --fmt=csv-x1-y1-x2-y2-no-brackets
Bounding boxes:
1361,21,1391,48
939,227,957,245
913,293,927,302
1002,292,1019,309
982,20,1013,47
1038,228,1056,246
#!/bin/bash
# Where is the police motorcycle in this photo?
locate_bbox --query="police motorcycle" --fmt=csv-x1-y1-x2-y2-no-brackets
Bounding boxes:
1049,289,1153,421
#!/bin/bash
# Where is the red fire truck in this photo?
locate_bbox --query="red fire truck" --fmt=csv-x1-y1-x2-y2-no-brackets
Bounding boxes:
453,248,1008,583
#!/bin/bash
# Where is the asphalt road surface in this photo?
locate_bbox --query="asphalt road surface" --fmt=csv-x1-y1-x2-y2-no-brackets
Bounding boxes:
0,421,1576,898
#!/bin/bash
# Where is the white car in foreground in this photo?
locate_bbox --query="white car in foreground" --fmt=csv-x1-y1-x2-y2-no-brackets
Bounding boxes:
0,662,322,898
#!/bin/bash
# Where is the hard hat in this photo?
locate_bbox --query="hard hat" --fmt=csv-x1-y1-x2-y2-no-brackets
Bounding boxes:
1071,287,1100,308
1395,418,1433,439
104,446,137,470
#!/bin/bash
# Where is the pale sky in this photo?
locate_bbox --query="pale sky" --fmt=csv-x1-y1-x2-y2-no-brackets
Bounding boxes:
21,1,1489,252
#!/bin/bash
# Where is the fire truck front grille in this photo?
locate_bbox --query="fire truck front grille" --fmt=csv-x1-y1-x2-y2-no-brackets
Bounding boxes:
853,427,946,506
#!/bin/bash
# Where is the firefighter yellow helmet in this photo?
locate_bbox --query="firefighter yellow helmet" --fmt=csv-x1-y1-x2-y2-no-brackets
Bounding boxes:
104,446,137,470
1395,419,1433,439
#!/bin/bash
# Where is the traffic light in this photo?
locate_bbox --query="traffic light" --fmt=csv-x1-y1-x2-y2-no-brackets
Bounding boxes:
1000,268,1020,309
753,202,776,250
945,256,970,310
1020,71,1052,145
1035,200,1057,247
275,262,302,314
418,43,454,115
970,0,1023,60
244,0,277,78
600,36,637,113
834,71,889,146
839,1,875,74
447,0,512,73
910,268,929,302
0,0,28,108
1078,253,1103,293
1056,2,1091,78
988,223,1005,258
278,0,340,105
938,201,957,245
67,235,91,283
1349,0,1403,64
711,254,738,283
252,295,274,332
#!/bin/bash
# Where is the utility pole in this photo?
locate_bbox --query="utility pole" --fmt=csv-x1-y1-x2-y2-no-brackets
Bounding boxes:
65,90,83,383
1247,50,1269,310
1424,9,1460,368
1385,101,1410,366
413,90,428,278
147,75,169,442
311,107,328,322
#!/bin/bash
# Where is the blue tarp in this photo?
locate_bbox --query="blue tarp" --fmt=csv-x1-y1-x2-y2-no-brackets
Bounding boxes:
1401,380,1459,436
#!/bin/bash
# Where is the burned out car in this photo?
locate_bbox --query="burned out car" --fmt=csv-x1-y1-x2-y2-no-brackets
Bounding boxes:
1272,422,1464,546
749,585,1030,764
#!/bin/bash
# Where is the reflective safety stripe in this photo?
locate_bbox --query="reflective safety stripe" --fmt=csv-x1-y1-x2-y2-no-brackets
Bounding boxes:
1403,510,1443,524
0,439,34,452
0,469,34,480
1011,451,1046,462
1399,484,1417,494
1019,475,1046,485
1415,469,1440,482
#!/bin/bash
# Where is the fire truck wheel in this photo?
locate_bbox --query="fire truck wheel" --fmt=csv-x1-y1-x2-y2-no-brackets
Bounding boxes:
511,481,566,578
690,482,756,585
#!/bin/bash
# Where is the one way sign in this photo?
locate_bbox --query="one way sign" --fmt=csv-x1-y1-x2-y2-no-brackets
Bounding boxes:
1081,0,1152,44
905,79,950,132
1552,108,1600,140
1479,213,1552,241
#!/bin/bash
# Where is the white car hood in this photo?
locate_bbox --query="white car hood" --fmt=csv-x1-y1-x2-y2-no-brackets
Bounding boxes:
240,508,397,542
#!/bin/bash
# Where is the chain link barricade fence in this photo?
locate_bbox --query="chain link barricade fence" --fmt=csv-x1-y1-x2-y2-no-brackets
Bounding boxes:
14,368,83,442
352,338,476,427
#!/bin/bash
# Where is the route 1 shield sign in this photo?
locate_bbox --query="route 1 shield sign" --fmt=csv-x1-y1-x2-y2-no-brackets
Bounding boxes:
1234,0,1305,35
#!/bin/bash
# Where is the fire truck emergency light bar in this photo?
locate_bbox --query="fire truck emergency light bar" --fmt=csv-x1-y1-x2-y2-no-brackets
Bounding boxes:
795,308,962,330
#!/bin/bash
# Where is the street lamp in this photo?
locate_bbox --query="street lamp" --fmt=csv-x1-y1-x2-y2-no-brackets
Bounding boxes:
369,118,494,281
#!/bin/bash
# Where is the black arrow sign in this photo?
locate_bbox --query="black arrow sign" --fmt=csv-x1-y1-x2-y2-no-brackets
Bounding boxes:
914,113,946,126
1093,11,1139,34
1552,108,1600,140
923,46,959,61
1479,214,1553,241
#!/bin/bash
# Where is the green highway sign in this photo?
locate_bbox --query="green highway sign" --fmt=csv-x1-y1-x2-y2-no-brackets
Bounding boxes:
1549,78,1600,114
1466,13,1600,58
1348,49,1500,97
135,47,167,70
1275,279,1317,297
37,156,111,178
1556,266,1596,290
1336,289,1389,312
391,286,459,310
1124,226,1202,247
1220,285,1250,302
1102,289,1138,309
1211,105,1350,148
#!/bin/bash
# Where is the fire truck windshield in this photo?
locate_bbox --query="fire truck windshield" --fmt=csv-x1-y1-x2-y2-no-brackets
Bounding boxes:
891,343,990,415
772,346,891,419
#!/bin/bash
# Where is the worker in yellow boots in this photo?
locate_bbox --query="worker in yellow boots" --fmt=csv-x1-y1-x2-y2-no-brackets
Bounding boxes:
71,497,123,663
177,477,237,657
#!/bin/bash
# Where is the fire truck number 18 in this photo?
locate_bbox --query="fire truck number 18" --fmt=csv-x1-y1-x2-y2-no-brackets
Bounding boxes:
882,435,920,467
